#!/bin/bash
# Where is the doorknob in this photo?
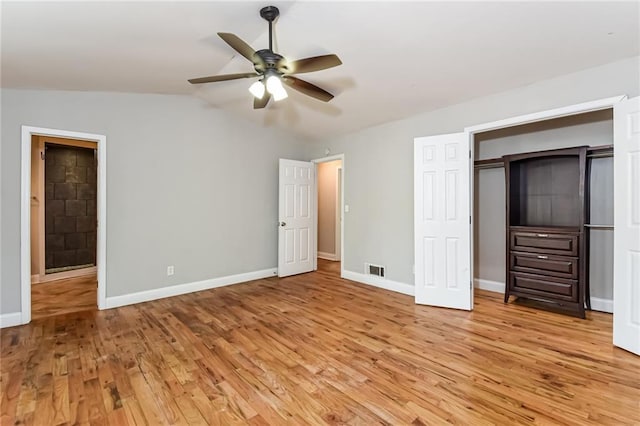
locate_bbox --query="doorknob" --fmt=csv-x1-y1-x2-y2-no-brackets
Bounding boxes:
279,221,286,227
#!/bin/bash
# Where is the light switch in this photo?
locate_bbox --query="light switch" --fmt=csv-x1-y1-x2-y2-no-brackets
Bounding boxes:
345,204,350,213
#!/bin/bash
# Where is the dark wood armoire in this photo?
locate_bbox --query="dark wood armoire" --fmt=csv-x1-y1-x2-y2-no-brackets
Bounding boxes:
503,146,589,318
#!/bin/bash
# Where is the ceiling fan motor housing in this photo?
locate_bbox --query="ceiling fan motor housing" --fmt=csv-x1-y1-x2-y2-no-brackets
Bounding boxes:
253,49,288,74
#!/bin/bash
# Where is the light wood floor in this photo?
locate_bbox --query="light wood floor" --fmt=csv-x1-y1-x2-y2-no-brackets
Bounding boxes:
31,273,97,320
2,260,638,425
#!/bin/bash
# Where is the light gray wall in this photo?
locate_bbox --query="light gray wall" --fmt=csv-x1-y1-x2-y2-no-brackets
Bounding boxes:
589,157,614,299
1,89,307,314
473,112,614,299
305,56,639,287
474,167,506,284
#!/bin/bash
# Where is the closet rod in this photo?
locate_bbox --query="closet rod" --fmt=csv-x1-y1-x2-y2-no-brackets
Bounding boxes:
475,164,503,170
588,153,613,159
584,224,614,230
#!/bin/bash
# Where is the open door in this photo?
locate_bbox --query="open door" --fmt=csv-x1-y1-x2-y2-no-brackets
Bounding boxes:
278,159,315,277
613,96,640,355
414,132,472,310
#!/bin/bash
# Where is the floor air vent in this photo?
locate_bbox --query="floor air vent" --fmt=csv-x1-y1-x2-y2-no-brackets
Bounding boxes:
365,263,385,278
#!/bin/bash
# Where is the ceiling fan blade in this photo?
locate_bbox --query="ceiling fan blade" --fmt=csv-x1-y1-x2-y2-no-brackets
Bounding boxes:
218,32,259,64
282,76,334,102
188,72,258,84
284,54,342,74
254,92,272,109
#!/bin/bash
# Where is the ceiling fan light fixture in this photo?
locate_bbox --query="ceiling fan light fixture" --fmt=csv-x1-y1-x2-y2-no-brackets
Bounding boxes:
272,86,288,102
248,80,265,99
266,75,288,101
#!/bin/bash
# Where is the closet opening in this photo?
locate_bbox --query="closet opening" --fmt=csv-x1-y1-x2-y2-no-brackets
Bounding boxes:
472,109,614,317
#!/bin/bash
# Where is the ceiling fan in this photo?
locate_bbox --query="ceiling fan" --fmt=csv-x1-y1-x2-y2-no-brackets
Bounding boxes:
188,5,342,109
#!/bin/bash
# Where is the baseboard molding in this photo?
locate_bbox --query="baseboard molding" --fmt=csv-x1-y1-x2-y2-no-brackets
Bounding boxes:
474,278,505,293
104,268,278,309
317,251,338,261
342,270,414,296
0,312,23,329
590,297,613,313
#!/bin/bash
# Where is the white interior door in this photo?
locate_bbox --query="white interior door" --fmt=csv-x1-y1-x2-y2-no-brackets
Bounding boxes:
278,159,315,277
414,132,472,310
613,96,640,355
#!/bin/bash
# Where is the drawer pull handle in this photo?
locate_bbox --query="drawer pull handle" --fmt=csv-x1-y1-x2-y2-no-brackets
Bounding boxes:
537,255,548,259
537,234,549,237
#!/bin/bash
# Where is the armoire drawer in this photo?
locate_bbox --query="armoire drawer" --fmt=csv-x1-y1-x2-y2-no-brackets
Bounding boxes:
509,272,577,302
510,230,579,256
510,251,578,279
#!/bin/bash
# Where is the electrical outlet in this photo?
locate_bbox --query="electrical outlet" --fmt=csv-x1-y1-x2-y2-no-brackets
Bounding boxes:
167,265,174,276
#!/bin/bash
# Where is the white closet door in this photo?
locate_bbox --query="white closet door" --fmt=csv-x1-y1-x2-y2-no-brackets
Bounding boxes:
414,132,472,310
613,96,640,356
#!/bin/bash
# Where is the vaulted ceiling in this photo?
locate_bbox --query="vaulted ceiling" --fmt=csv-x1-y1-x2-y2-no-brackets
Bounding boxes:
2,1,638,140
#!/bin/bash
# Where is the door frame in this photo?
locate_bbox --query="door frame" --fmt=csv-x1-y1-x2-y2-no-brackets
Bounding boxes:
312,154,345,278
335,166,343,261
20,126,107,325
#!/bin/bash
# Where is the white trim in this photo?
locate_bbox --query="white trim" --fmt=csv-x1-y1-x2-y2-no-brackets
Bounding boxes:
311,154,345,279
342,270,414,296
312,154,344,164
465,95,627,134
34,266,97,284
335,167,342,261
474,278,506,293
590,297,613,314
468,131,475,308
20,128,30,324
20,126,107,326
317,251,338,261
0,312,23,329
104,268,277,309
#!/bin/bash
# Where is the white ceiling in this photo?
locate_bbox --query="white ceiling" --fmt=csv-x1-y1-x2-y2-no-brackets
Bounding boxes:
2,1,639,141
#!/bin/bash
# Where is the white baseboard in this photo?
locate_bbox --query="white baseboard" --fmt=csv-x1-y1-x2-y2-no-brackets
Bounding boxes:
342,270,414,296
474,278,505,293
104,268,278,309
0,312,23,329
317,251,338,261
590,297,613,313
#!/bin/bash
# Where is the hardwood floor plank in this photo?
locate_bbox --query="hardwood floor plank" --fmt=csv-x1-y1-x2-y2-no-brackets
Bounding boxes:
2,259,639,425
52,375,70,424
